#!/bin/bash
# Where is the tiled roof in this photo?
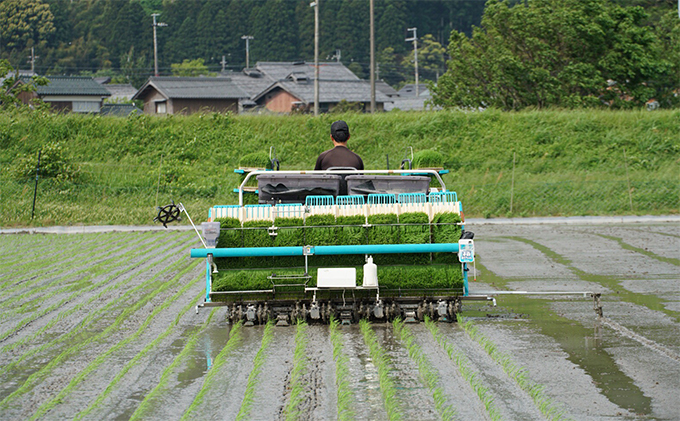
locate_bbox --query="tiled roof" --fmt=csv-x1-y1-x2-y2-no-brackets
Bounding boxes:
256,61,359,82
34,76,111,96
133,77,248,100
255,79,389,104
223,70,275,99
104,84,137,101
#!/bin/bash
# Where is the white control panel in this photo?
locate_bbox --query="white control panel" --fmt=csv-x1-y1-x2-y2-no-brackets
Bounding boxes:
458,239,475,263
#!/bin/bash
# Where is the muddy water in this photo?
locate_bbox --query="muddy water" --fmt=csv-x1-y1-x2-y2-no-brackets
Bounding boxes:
0,221,678,420
470,221,680,420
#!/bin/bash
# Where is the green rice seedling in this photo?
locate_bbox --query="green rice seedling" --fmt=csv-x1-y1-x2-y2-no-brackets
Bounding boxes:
242,220,275,268
212,268,312,292
0,259,201,408
458,316,569,421
0,232,190,343
76,297,212,421
335,215,366,266
0,238,194,371
272,217,305,268
367,213,400,265
30,271,205,420
181,321,244,421
128,308,219,421
432,212,462,263
398,212,431,265
376,265,462,291
393,319,456,420
235,320,275,421
214,217,244,270
0,232,150,318
305,214,336,267
360,319,404,421
413,149,444,169
284,320,309,421
329,317,355,421
424,317,501,421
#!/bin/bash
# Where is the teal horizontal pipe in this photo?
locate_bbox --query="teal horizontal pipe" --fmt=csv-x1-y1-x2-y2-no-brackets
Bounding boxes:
190,243,459,258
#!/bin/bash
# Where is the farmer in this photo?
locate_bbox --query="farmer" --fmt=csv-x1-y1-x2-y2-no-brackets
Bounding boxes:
314,120,364,170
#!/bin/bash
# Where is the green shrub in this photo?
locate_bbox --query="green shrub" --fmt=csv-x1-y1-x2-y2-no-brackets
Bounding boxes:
413,149,444,169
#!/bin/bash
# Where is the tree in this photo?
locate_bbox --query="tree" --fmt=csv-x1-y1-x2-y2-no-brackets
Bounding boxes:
0,59,48,109
0,0,55,54
171,58,209,77
401,34,446,82
432,0,667,110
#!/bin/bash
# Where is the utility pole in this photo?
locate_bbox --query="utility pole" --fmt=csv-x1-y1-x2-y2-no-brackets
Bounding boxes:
221,55,228,72
406,27,418,97
370,0,375,114
242,35,254,69
311,0,320,116
152,13,167,76
28,47,38,73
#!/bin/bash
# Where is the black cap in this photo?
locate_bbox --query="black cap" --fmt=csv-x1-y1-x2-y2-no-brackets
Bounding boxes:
331,120,350,142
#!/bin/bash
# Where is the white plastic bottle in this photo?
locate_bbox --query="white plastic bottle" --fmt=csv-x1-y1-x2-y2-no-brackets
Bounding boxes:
363,255,378,287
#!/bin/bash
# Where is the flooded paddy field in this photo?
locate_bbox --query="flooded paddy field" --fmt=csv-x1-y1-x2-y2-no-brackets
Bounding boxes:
0,219,678,420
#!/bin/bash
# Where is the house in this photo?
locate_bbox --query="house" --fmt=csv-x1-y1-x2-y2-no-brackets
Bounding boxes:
103,83,138,103
14,76,111,113
100,103,141,116
385,83,437,111
230,61,390,113
132,76,248,115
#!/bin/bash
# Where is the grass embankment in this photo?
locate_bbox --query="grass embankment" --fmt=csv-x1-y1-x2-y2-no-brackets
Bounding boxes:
1,109,677,226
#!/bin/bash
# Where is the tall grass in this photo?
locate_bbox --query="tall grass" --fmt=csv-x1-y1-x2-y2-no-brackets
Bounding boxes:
1,109,678,226
392,318,457,420
458,316,570,421
359,320,404,421
329,317,355,421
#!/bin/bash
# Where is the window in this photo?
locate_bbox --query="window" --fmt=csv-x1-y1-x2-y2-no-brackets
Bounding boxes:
155,101,167,114
72,101,100,113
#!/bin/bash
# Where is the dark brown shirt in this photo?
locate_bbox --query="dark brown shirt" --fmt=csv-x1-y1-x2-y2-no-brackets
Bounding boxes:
314,145,364,170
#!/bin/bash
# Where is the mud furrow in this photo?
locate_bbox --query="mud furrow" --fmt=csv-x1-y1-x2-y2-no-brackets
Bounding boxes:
0,232,196,350
180,323,262,420
34,273,206,420
0,231,173,326
427,320,543,420
237,322,287,420
0,231,134,290
0,231,162,305
0,258,201,412
342,325,388,421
